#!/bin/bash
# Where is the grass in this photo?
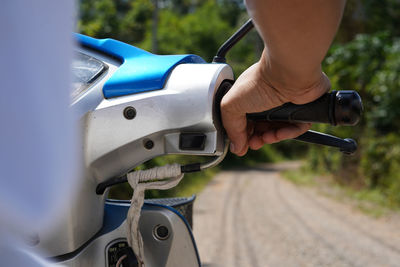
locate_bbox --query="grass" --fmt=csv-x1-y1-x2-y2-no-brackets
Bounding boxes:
282,166,399,218
282,168,316,186
342,187,394,217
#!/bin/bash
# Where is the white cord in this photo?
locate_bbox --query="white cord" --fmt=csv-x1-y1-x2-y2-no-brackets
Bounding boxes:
126,164,184,267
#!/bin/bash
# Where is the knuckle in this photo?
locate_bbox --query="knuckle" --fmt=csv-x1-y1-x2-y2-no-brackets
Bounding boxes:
220,96,232,113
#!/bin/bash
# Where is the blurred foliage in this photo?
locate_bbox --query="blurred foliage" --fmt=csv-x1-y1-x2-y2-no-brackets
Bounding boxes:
78,0,261,73
310,30,400,207
80,0,400,206
140,2,231,61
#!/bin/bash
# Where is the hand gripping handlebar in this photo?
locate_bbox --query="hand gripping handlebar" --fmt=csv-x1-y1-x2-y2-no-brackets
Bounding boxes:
216,80,363,155
246,91,363,126
245,90,363,154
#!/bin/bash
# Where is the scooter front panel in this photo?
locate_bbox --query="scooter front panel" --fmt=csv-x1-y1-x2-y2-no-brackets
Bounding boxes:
54,201,200,267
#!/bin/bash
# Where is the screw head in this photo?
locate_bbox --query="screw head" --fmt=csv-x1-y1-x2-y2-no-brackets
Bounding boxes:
153,225,169,240
123,106,136,120
143,139,154,150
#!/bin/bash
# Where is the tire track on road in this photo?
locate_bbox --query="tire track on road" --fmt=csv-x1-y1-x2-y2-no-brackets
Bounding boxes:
297,186,400,256
232,175,242,267
234,173,260,267
211,173,236,264
195,165,400,267
274,177,360,267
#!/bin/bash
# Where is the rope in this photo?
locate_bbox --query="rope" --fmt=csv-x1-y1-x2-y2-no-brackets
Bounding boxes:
126,164,184,267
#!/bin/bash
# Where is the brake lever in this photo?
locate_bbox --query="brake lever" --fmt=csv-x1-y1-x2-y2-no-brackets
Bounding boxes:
295,130,357,154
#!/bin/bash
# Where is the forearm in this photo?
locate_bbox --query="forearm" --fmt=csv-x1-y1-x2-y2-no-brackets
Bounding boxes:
246,0,346,91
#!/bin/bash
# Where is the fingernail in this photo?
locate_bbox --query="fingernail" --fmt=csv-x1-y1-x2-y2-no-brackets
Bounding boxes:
230,142,236,153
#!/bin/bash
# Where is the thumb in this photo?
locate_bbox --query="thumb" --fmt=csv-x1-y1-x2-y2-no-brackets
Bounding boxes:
220,102,249,156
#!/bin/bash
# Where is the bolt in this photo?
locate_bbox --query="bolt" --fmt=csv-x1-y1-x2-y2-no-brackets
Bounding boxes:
153,225,169,240
143,139,154,150
123,106,136,120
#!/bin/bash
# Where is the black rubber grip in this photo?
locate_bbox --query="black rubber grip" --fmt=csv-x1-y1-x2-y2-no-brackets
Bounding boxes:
247,91,363,126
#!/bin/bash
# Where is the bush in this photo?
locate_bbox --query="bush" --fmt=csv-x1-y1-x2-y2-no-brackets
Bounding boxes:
306,32,400,206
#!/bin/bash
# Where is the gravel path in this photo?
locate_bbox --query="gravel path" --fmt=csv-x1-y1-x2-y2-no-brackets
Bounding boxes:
193,163,400,267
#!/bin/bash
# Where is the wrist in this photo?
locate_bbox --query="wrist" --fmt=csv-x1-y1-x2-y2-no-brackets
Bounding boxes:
257,51,330,104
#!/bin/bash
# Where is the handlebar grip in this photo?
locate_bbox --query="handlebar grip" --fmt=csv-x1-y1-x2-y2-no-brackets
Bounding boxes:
246,91,363,126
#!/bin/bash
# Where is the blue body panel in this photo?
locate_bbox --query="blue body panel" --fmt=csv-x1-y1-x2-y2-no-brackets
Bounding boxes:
76,34,205,98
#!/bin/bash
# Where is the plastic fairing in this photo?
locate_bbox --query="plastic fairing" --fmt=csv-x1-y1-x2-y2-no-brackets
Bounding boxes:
76,34,205,98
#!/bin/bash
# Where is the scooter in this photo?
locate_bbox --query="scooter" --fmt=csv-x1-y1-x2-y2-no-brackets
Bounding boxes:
36,19,363,266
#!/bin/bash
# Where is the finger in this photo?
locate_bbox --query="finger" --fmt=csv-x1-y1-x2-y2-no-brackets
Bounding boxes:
249,122,271,150
248,123,265,150
248,134,265,150
220,88,251,155
275,123,311,140
221,110,248,155
262,123,311,144
227,121,253,157
235,144,249,156
247,121,255,136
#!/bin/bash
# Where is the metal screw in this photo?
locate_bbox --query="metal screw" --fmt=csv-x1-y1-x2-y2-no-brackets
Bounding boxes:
123,106,136,120
153,225,169,240
143,139,154,150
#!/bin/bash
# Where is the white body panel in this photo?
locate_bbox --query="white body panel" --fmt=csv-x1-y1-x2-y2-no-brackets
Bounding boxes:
86,63,233,184
37,46,233,259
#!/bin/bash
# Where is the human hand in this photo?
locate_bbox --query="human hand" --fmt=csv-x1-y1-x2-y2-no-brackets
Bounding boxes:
220,54,331,156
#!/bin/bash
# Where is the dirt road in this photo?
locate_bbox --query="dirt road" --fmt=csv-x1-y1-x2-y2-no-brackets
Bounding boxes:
193,163,400,267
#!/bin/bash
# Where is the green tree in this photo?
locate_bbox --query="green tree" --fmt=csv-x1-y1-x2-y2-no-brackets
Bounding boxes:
119,0,154,43
79,0,118,38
